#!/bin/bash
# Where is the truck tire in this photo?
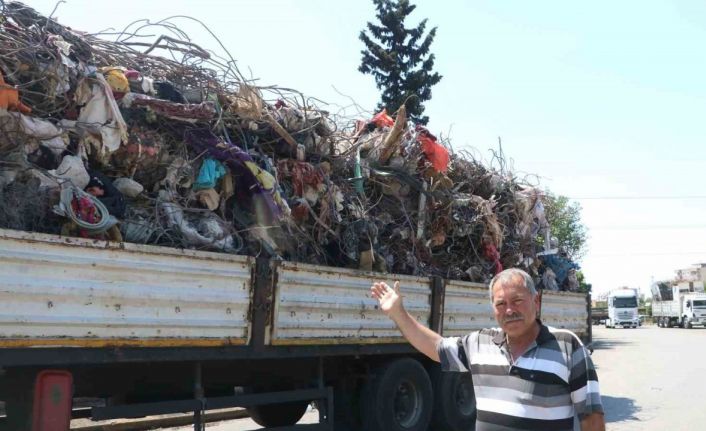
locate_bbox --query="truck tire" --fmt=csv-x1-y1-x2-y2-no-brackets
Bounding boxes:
361,358,433,431
430,366,476,431
246,401,309,427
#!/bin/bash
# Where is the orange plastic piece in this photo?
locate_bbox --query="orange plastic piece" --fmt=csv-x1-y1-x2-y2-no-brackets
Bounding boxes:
0,71,32,114
371,109,394,128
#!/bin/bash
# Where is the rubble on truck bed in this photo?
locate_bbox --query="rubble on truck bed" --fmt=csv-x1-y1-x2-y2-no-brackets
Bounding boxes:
0,1,580,289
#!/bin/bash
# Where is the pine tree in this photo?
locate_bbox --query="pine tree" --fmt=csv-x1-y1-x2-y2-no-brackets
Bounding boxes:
359,0,442,125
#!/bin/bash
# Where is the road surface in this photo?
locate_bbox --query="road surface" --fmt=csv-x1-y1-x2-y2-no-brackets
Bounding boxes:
590,324,706,430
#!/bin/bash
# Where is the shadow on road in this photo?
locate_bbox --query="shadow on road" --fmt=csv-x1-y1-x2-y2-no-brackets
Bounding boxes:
590,338,633,351
602,395,641,423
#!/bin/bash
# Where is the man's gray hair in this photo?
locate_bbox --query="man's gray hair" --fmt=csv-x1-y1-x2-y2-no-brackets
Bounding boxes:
488,268,537,301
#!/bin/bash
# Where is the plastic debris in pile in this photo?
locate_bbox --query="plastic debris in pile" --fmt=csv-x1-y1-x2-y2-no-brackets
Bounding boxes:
0,1,579,288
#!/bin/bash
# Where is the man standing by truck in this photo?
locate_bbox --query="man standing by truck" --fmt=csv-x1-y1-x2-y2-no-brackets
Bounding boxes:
370,268,605,430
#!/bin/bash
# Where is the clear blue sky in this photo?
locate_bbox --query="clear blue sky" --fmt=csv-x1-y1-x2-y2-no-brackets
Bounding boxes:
25,0,706,296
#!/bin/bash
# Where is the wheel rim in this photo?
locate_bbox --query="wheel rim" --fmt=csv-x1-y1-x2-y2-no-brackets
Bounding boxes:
454,377,475,416
393,379,423,427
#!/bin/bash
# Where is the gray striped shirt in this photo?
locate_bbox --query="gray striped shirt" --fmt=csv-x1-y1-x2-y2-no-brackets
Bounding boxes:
437,321,603,430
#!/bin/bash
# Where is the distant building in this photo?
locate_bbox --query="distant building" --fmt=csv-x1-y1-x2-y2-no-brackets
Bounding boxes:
675,263,706,282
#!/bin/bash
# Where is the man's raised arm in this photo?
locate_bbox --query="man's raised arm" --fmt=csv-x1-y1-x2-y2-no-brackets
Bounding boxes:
370,281,442,362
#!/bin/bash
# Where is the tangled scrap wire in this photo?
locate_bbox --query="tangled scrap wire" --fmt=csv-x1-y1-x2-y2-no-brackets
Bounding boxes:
0,1,558,284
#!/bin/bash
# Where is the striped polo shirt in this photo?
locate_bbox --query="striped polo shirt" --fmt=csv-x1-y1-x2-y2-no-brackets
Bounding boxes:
437,321,603,430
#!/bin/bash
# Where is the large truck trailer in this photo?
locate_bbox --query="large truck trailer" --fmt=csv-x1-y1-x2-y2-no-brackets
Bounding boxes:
0,229,590,431
653,281,706,329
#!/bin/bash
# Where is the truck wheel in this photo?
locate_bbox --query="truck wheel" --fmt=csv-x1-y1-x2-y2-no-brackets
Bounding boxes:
430,366,476,431
685,319,692,329
361,358,433,431
246,401,309,427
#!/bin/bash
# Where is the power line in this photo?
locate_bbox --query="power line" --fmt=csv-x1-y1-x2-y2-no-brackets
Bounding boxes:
590,224,706,230
570,195,706,200
589,251,706,257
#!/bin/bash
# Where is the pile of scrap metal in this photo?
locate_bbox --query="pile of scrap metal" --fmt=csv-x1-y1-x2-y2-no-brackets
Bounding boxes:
0,1,578,286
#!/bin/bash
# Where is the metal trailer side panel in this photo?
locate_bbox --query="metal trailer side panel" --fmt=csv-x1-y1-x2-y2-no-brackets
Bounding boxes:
0,229,252,347
272,262,431,344
541,291,589,338
652,301,679,317
442,280,495,337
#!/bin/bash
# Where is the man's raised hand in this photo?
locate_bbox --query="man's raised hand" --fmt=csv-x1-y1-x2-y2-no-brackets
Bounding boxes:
370,281,403,318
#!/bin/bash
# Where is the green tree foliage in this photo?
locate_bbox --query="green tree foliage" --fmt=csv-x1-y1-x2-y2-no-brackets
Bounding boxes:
541,192,588,261
576,270,592,293
359,0,442,124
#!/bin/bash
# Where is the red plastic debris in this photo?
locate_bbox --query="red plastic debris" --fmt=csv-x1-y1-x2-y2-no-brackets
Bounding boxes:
416,126,450,173
32,370,73,431
483,240,503,275
371,109,395,128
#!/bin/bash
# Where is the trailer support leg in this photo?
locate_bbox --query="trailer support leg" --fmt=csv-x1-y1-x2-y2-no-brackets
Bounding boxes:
316,358,333,430
193,362,204,431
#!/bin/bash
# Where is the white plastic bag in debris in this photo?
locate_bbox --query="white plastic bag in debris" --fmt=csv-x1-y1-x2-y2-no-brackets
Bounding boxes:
13,113,67,154
112,177,144,198
74,74,128,156
158,190,240,252
48,155,90,189
542,267,559,291
515,187,549,239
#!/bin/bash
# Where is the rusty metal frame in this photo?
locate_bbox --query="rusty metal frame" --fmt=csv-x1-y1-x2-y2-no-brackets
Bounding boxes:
251,257,276,351
91,387,334,430
586,292,593,347
430,276,445,335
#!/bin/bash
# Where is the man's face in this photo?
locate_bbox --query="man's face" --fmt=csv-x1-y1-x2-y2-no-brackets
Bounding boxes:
491,275,539,338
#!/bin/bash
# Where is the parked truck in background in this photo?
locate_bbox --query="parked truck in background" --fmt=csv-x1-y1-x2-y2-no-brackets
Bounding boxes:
591,303,608,325
0,229,590,431
606,288,640,328
652,281,706,329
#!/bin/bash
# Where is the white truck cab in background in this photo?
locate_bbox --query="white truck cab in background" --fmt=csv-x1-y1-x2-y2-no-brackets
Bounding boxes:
682,295,706,328
607,288,640,328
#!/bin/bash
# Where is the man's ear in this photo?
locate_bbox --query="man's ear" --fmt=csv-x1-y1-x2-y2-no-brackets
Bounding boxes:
534,293,541,314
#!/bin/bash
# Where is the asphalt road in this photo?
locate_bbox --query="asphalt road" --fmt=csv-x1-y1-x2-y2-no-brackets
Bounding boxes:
590,324,706,430
162,324,706,430
165,407,320,430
